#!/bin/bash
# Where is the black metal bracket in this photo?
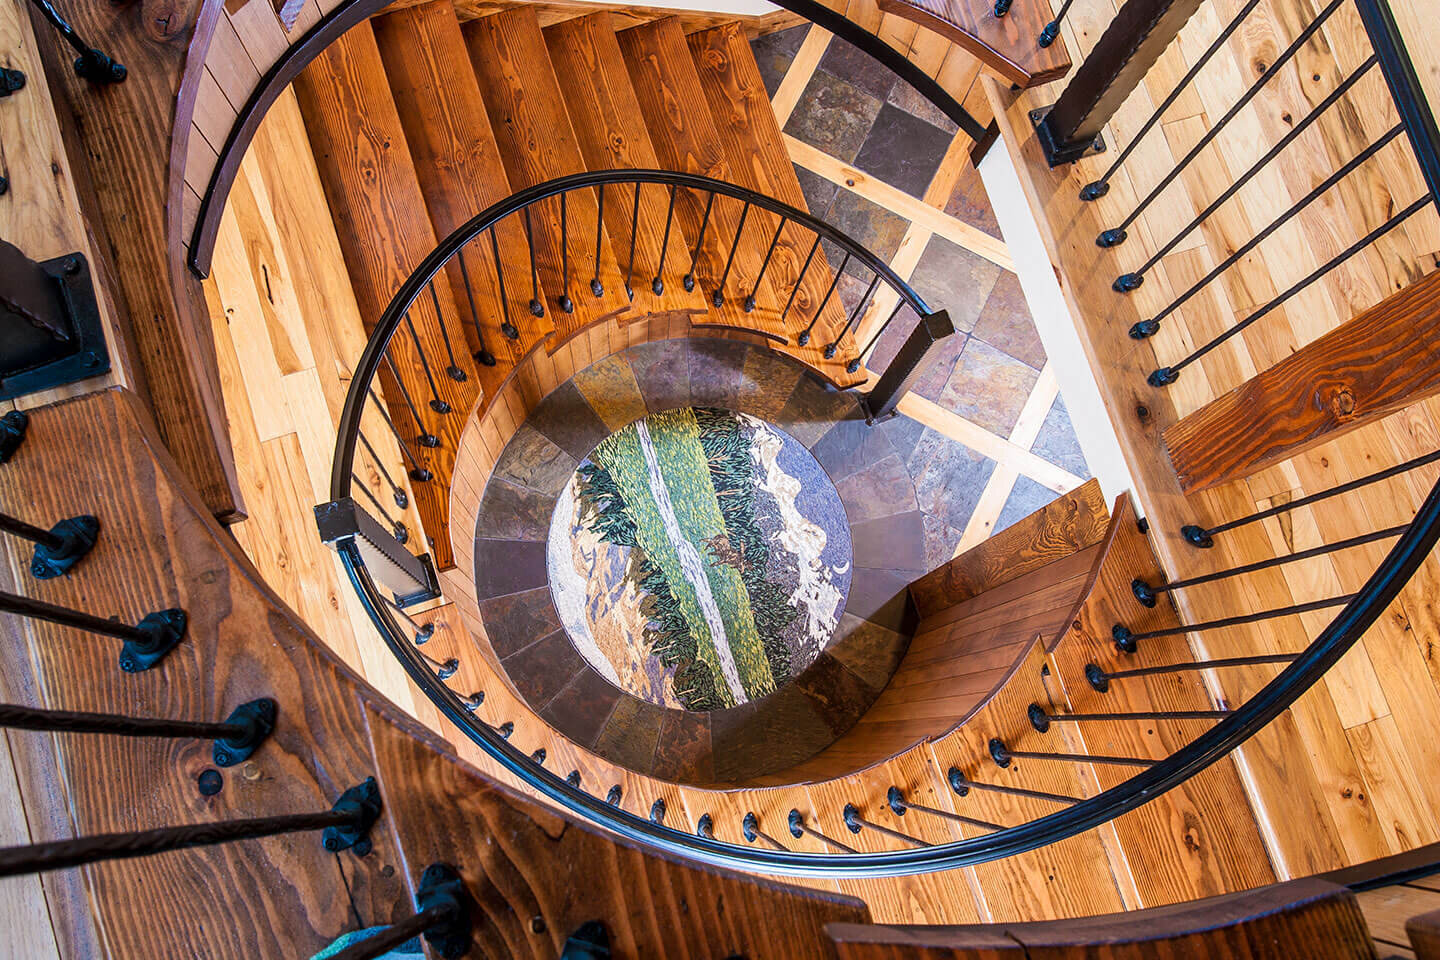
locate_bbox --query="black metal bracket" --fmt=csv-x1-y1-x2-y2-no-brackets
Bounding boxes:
315,498,440,607
1085,663,1111,692
321,777,382,855
1030,107,1108,167
0,411,29,464
27,0,125,85
118,608,186,673
415,863,474,959
29,514,98,579
1111,623,1138,654
989,738,1013,768
212,697,277,767
1028,703,1052,733
946,767,971,796
0,67,24,96
560,920,611,960
0,246,110,401
842,803,862,834
886,786,906,816
1131,578,1159,607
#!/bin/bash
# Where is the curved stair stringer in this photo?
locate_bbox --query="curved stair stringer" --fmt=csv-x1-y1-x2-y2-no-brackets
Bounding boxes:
0,386,873,958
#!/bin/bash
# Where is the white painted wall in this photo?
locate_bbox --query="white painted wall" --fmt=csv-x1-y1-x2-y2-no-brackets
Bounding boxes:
977,142,1138,510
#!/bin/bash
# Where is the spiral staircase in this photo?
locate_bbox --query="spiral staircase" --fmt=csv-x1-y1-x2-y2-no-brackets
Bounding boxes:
5,0,1440,955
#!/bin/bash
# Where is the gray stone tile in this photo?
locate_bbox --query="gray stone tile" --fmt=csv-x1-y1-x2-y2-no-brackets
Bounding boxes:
525,380,611,461
996,475,1057,535
887,82,959,135
473,538,548,601
818,39,897,101
688,336,749,408
910,330,968,404
775,375,860,446
923,514,966,570
851,509,927,571
844,566,919,635
936,338,1040,437
593,696,663,772
853,103,953,199
540,666,622,749
908,234,1002,335
479,585,561,660
795,651,877,736
783,70,881,163
828,612,909,690
945,161,1002,240
491,424,577,495
822,190,908,270
812,412,896,483
625,338,692,414
474,477,555,542
500,628,584,708
836,454,917,523
1031,396,1090,477
750,25,808,97
905,427,995,533
971,271,1045,370
794,163,838,217
730,346,803,421
861,303,922,373
877,411,925,463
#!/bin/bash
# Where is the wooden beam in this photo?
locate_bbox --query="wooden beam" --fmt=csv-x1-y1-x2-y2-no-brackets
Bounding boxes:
1164,269,1440,494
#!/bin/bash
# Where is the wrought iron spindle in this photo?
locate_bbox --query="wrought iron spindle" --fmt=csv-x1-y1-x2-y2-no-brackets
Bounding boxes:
683,191,715,293
695,814,714,839
745,219,786,312
1182,449,1440,546
27,0,125,84
0,589,185,673
461,691,485,712
653,185,677,296
0,700,275,767
1095,0,1348,248
626,183,641,301
796,251,849,346
404,313,449,414
1039,0,1077,47
649,798,666,824
455,249,496,367
1131,124,1405,339
488,226,520,340
1027,703,1230,733
0,778,381,877
1112,595,1354,653
741,812,788,850
606,784,623,805
325,863,472,960
419,648,458,680
368,389,431,482
713,201,752,308
1078,0,1261,199
386,597,435,644
531,748,546,765
495,721,514,739
523,207,544,317
947,767,1079,805
1132,525,1406,605
427,283,467,382
1147,194,1431,386
566,770,581,787
1085,654,1298,692
842,803,931,847
382,355,438,446
351,475,407,544
0,508,97,578
559,192,574,313
989,737,1155,768
787,809,857,853
1113,56,1379,293
592,184,606,297
886,787,1001,831
825,272,880,360
779,236,822,327
357,431,408,509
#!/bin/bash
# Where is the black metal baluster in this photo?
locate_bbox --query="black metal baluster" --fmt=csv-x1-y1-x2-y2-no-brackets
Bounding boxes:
1132,525,1407,605
325,864,471,960
745,219,786,313
1085,654,1298,692
1132,125,1404,339
713,201,752,308
695,813,714,839
352,474,408,544
592,184,606,297
1112,594,1354,653
0,778,381,877
1027,703,1229,732
626,184,641,302
684,191,715,293
368,389,431,482
418,648,458,680
357,431,409,510
0,589,185,673
0,410,29,464
522,207,545,318
454,250,496,367
427,283,467,383
531,748,546,765
1114,56,1379,292
649,798,666,824
947,767,1079,805
653,185,677,296
1039,0,1077,47
825,272,880,360
853,302,907,375
886,787,1001,832
565,770,580,787
26,0,125,84
797,251,849,346
780,236,822,329
386,597,435,644
461,691,485,713
1096,0,1348,248
989,737,1156,768
1079,0,1262,200
0,509,97,578
494,721,513,739
787,809,858,853
606,784,623,805
404,311,450,414
382,355,438,447
842,803,932,847
1147,194,1430,385
741,812,788,850
559,192,574,314
488,226,520,340
1182,448,1440,546
0,700,275,767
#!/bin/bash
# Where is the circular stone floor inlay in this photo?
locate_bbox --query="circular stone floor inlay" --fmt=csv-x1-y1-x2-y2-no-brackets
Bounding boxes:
546,405,853,712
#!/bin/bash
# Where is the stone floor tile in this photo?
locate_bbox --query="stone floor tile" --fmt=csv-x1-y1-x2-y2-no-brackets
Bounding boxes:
783,70,882,163
936,338,1040,436
908,234,1002,335
1031,396,1090,477
995,475,1057,535
971,271,1046,370
888,82,959,134
853,103,954,199
905,427,996,533
818,39,897,101
750,24,808,97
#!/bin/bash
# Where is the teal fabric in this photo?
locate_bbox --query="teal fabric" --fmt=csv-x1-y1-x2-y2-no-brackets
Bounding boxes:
309,927,424,960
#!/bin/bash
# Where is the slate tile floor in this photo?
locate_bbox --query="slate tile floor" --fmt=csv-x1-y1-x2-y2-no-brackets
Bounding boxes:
755,24,1095,556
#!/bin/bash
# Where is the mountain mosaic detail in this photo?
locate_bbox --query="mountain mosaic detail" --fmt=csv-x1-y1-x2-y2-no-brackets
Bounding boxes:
546,406,852,711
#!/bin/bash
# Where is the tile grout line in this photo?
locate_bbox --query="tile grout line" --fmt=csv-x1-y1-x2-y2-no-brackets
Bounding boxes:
770,24,832,128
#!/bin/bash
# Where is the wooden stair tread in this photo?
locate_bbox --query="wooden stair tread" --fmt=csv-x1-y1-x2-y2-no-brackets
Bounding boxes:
371,0,554,404
873,0,1072,89
542,11,710,317
293,21,478,571
462,5,635,347
686,21,865,386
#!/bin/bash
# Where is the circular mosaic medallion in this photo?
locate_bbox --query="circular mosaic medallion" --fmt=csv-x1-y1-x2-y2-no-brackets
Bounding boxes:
546,406,853,712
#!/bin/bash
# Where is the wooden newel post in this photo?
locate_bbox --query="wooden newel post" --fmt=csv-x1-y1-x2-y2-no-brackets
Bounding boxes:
862,310,955,424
